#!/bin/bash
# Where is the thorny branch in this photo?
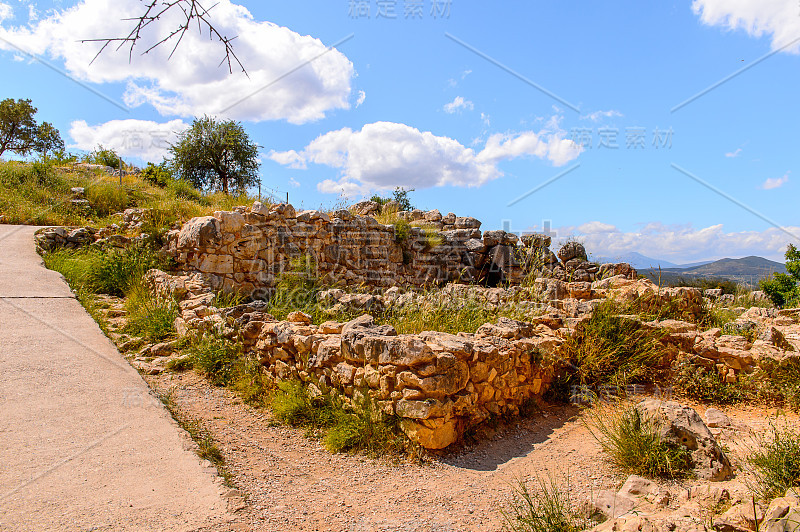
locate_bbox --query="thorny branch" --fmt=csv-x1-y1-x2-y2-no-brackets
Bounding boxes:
81,0,247,75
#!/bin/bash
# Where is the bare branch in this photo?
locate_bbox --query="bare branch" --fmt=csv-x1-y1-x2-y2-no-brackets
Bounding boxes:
80,0,247,75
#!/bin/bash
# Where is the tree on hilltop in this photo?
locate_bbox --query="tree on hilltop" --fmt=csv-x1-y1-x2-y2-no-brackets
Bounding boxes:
168,116,259,195
0,98,64,158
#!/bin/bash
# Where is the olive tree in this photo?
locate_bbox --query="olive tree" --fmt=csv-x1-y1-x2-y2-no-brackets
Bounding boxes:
0,98,63,158
169,116,259,195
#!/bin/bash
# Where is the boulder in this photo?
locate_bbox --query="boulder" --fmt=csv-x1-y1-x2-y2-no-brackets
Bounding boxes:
351,200,381,216
177,216,221,250
637,400,733,481
557,241,588,263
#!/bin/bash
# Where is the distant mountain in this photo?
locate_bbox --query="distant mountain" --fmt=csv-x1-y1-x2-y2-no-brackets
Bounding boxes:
642,256,786,287
597,252,679,270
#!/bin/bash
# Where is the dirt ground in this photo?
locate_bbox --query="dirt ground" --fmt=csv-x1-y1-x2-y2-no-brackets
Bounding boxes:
143,369,794,532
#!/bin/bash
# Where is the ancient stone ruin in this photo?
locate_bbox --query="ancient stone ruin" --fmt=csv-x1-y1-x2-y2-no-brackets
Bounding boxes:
162,201,630,298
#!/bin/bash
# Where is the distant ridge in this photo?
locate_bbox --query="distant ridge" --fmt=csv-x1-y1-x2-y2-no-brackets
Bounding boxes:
641,256,786,287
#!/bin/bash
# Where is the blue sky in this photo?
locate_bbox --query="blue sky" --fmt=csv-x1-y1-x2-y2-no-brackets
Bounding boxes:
1,0,797,263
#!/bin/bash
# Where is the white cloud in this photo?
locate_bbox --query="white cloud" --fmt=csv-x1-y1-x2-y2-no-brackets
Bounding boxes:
443,96,474,114
0,0,355,124
270,121,582,194
288,177,301,188
69,119,187,162
725,148,742,158
480,113,490,126
355,90,366,108
692,0,800,54
558,221,798,263
762,171,789,190
580,109,623,122
0,2,13,22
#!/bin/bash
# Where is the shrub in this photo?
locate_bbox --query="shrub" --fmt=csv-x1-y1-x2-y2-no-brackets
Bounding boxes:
748,422,800,501
742,358,800,411
393,218,411,244
502,475,590,532
167,178,203,202
83,145,123,169
140,162,172,188
189,333,241,386
123,283,178,342
760,244,800,308
387,290,497,335
584,402,693,479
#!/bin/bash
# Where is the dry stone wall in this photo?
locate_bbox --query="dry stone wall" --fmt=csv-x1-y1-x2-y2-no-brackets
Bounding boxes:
164,201,629,297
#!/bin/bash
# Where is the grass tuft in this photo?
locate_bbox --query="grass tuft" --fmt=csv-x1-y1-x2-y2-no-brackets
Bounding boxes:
123,282,178,342
189,333,241,386
584,402,693,479
502,475,590,532
748,421,800,501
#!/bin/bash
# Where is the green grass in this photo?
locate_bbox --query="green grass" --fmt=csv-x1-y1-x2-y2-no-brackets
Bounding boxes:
386,290,498,335
188,333,242,386
673,362,748,405
748,421,800,501
123,282,178,342
584,402,693,479
502,475,591,532
43,244,168,297
268,381,407,456
0,159,253,229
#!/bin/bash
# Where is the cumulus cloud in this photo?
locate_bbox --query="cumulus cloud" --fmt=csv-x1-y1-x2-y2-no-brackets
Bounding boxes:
580,109,623,122
692,0,800,53
443,96,474,114
269,121,583,194
69,119,187,162
556,221,798,263
762,172,789,190
0,2,13,23
355,90,366,108
725,148,742,158
0,0,355,123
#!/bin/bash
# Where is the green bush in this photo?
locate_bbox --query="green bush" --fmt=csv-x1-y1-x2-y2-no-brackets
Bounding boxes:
584,402,693,479
167,178,203,202
85,182,131,217
393,218,411,244
83,145,122,169
86,245,167,296
140,162,172,188
760,244,800,308
748,422,800,501
189,333,241,386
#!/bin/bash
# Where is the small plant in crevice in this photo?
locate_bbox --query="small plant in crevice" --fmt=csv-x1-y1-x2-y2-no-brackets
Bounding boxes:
747,421,800,501
583,402,693,479
501,474,592,532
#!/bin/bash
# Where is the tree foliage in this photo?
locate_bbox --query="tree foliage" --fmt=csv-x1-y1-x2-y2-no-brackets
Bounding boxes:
169,116,260,195
0,98,64,158
760,244,800,307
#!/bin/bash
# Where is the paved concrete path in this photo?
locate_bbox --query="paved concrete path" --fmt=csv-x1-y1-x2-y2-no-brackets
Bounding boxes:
0,226,230,531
